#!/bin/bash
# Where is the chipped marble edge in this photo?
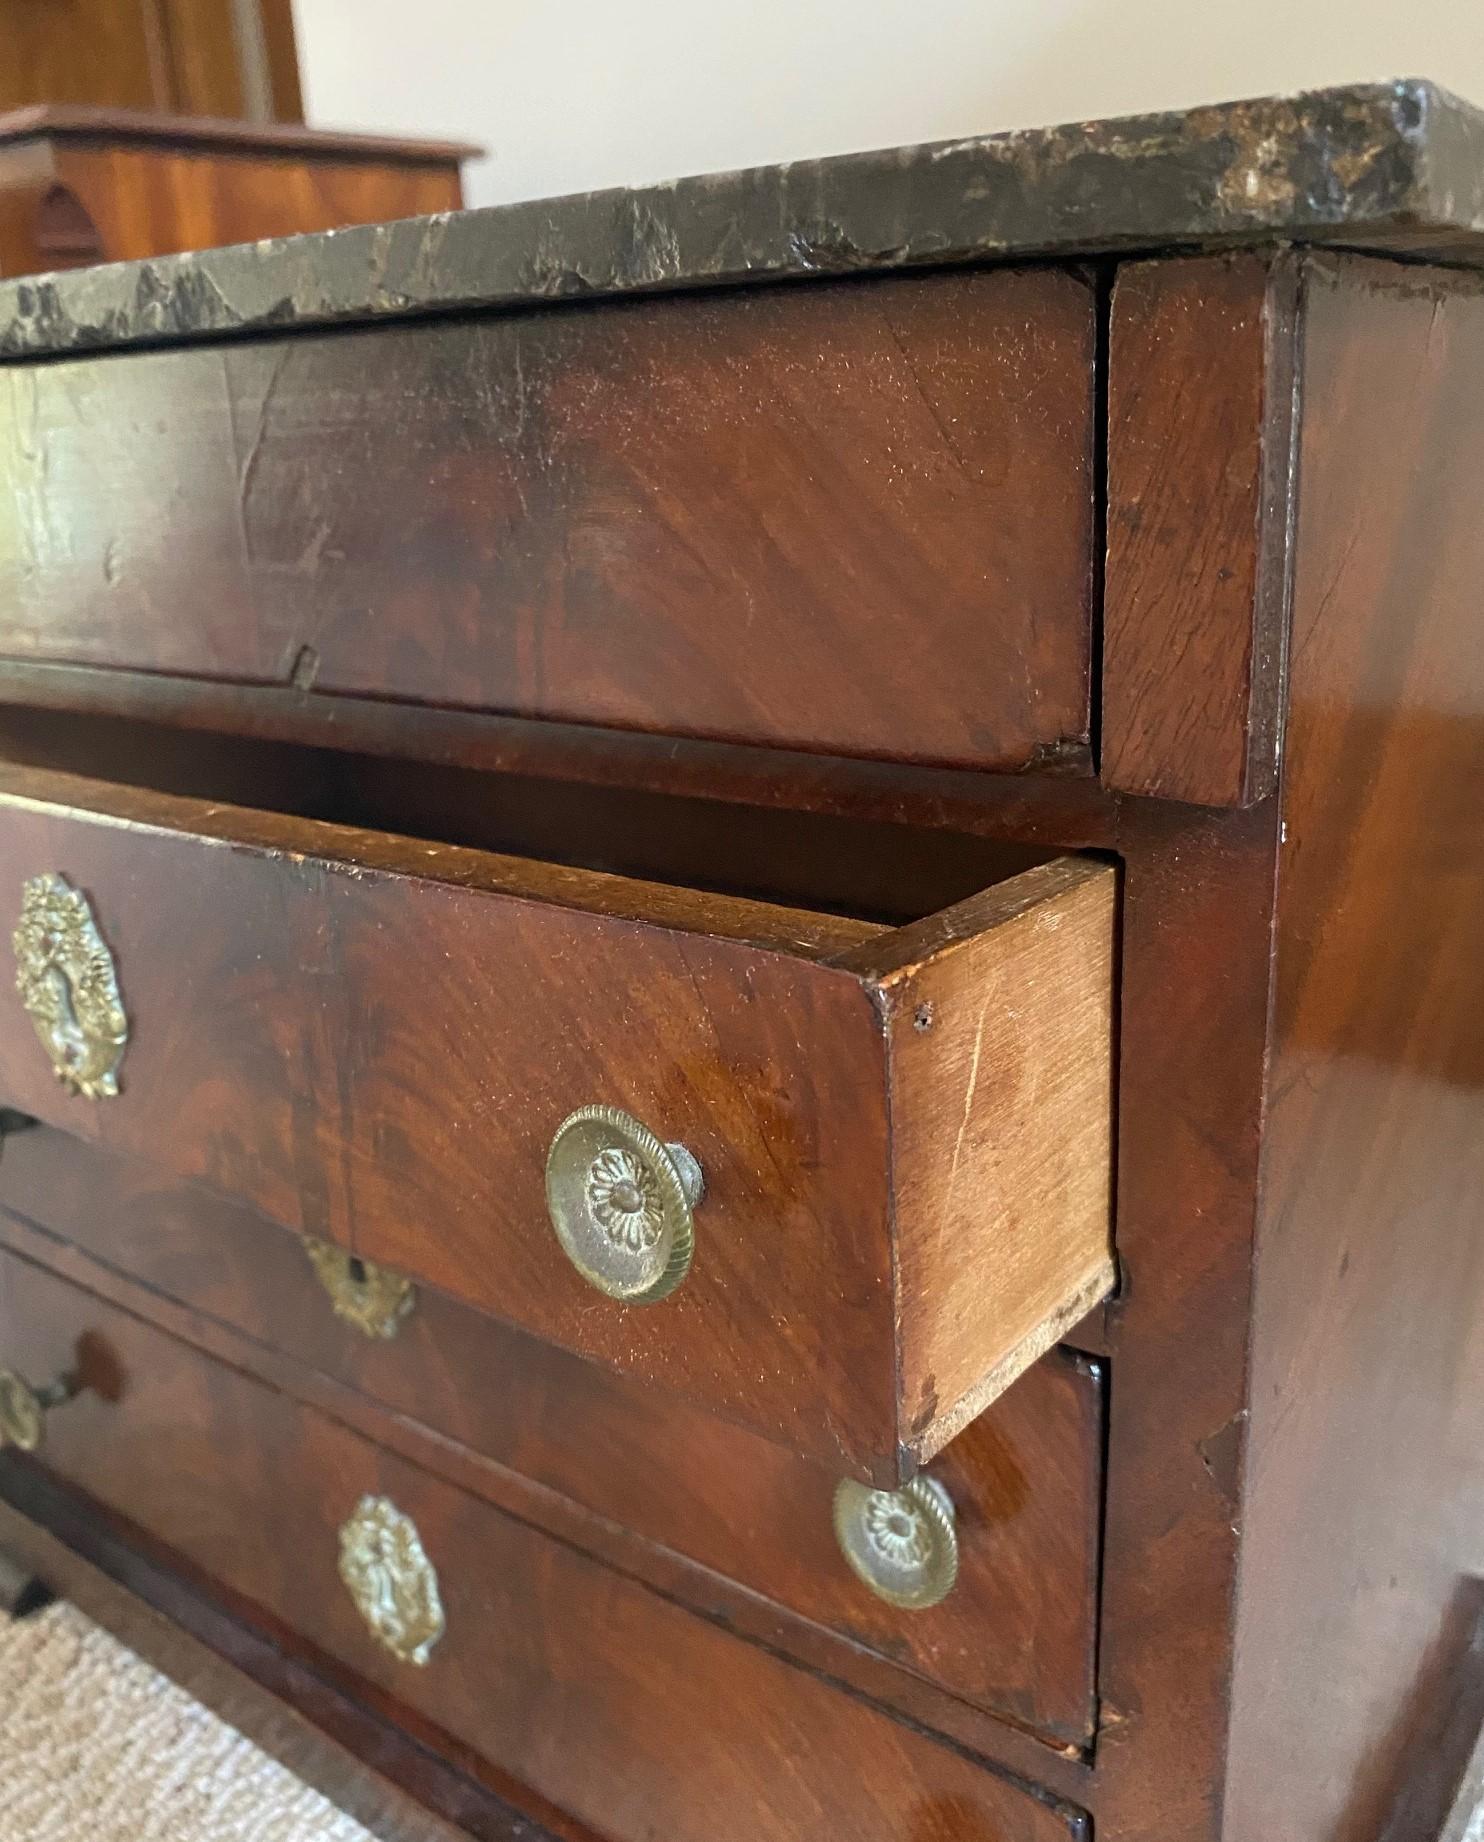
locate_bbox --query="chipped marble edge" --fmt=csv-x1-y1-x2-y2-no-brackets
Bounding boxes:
2,77,1483,359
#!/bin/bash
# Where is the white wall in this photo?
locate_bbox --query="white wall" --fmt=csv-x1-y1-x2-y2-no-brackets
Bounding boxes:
292,0,1484,211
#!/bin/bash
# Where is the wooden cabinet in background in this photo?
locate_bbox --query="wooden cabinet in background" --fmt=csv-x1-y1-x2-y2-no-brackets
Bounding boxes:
0,0,302,123
0,106,477,276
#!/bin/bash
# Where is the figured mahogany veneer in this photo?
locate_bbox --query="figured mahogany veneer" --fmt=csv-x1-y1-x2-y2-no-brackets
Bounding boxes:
1103,253,1299,807
0,764,1116,1483
0,1244,1090,1842
0,268,1096,773
0,1126,1104,1748
1219,253,1484,1842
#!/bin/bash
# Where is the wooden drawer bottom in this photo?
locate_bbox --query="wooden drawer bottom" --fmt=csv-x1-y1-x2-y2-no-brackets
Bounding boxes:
0,1244,1088,1842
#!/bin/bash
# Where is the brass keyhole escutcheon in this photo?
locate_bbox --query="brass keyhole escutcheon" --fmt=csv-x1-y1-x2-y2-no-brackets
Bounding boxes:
545,1106,704,1304
13,875,128,1099
338,1494,445,1666
303,1236,416,1340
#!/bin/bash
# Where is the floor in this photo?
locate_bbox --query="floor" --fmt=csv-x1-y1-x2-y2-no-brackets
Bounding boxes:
0,1601,370,1841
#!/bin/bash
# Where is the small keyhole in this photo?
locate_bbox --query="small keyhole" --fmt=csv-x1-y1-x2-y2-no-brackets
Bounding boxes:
346,1256,368,1286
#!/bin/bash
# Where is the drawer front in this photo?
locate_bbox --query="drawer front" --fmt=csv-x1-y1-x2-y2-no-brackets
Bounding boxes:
0,1127,1103,1746
0,1247,1088,1842
0,766,1116,1481
0,270,1094,773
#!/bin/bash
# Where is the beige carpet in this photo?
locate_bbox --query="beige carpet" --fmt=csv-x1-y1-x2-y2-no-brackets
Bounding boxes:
0,1601,372,1842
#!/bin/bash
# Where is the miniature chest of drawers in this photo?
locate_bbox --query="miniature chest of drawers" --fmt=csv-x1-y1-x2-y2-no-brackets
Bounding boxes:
0,78,1480,1842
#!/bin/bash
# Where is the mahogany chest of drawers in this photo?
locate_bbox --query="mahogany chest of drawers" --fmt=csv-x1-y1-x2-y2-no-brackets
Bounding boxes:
0,77,1480,1842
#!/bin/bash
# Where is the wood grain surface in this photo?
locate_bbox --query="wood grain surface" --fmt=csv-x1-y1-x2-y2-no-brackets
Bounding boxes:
0,104,471,276
0,0,171,118
0,1245,1090,1842
32,142,463,265
0,1125,1104,1748
1222,253,1484,1842
864,872,1118,1457
0,0,304,123
0,268,1095,772
0,765,1114,1480
1103,253,1300,806
1091,798,1280,1842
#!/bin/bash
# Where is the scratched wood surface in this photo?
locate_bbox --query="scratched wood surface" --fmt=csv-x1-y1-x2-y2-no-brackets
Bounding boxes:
0,1125,1104,1748
867,872,1118,1458
0,765,1114,1481
0,268,1095,773
0,1245,1089,1842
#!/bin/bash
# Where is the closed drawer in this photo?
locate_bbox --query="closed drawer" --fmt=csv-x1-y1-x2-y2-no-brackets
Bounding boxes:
0,1128,1103,1747
0,270,1094,773
0,764,1116,1482
0,1247,1089,1842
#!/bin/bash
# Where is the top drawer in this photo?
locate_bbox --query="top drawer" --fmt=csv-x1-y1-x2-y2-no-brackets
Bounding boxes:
0,270,1094,772
0,765,1114,1483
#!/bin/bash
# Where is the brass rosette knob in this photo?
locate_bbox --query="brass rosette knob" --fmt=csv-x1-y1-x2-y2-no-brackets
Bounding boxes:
545,1105,704,1304
0,1365,78,1453
832,1474,959,1611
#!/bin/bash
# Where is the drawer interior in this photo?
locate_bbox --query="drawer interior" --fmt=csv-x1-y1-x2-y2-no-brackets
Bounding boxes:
0,699,1065,926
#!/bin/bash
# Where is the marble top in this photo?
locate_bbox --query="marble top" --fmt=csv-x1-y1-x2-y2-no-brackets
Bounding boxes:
2,78,1482,359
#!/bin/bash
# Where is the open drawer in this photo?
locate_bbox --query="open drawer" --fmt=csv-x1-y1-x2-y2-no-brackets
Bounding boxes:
0,764,1115,1483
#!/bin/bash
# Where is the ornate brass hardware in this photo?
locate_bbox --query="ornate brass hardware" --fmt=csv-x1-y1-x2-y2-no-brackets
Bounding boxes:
303,1236,416,1340
0,1365,78,1453
832,1474,959,1611
13,875,127,1099
338,1494,445,1666
545,1105,704,1304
